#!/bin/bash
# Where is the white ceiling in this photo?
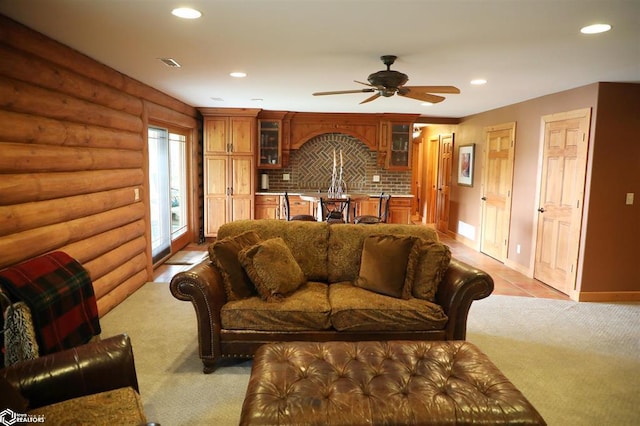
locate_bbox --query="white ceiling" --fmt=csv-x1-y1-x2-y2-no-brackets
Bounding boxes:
1,0,639,118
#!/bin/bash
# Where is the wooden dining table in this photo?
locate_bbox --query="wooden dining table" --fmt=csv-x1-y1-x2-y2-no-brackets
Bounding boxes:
298,192,372,222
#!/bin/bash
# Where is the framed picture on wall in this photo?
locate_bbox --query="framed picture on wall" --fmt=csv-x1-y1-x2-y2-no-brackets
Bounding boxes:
457,144,475,187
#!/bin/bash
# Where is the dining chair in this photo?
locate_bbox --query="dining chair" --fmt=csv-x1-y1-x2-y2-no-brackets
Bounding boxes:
354,193,391,224
320,197,351,223
283,192,317,221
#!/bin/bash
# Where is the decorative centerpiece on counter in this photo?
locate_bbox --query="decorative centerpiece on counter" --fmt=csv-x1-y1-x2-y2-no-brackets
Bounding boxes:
327,149,347,198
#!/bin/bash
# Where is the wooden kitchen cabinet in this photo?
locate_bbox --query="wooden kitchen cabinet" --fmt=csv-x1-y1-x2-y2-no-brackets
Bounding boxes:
387,197,412,224
258,120,282,168
201,109,259,236
388,123,412,170
379,120,413,170
354,198,380,217
286,195,314,218
255,194,281,220
205,116,255,155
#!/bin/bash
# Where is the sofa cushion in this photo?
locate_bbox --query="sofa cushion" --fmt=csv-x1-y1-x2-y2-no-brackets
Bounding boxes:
209,230,261,301
412,240,452,302
218,220,329,281
221,282,332,331
239,237,307,302
26,387,147,425
329,282,448,332
328,224,439,283
354,234,418,299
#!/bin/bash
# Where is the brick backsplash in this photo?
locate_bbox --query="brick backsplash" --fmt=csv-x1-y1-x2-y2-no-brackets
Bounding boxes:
262,133,411,194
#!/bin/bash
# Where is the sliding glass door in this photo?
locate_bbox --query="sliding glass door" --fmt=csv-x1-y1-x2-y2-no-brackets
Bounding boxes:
149,126,190,264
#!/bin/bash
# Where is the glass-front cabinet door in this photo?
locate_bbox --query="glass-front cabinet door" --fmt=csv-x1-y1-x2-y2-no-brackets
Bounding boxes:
389,123,411,169
258,120,281,168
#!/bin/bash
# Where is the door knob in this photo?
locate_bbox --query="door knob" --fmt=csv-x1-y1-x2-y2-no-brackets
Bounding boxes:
537,207,545,213
481,197,487,201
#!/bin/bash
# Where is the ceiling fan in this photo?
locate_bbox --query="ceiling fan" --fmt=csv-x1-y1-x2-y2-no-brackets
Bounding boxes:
313,55,460,105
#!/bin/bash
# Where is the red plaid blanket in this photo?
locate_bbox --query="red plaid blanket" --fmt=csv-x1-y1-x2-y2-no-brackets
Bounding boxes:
0,251,101,355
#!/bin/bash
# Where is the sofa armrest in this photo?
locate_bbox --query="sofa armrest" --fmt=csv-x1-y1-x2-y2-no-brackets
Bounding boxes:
1,334,138,409
436,258,494,340
169,260,227,373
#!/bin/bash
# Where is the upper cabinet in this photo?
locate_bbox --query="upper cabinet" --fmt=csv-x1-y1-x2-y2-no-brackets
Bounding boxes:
258,119,281,168
379,118,415,170
204,116,255,155
389,123,411,169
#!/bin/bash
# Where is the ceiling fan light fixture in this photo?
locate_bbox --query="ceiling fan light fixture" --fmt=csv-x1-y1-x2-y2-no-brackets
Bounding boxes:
313,55,459,105
171,7,202,19
580,23,611,34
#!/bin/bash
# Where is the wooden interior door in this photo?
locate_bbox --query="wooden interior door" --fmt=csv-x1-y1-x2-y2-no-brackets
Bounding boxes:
480,122,516,262
534,108,591,295
436,134,454,232
411,137,422,219
424,136,440,224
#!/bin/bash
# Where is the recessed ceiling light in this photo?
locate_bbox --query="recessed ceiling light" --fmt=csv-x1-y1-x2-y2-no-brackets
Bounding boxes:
251,98,264,102
470,79,487,85
210,97,224,102
421,102,434,106
158,58,181,68
230,72,247,78
171,8,202,19
580,23,612,34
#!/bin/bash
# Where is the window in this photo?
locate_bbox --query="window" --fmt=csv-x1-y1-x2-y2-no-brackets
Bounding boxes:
148,126,189,263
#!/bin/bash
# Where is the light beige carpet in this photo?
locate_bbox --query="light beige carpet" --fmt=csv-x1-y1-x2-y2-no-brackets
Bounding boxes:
100,283,640,426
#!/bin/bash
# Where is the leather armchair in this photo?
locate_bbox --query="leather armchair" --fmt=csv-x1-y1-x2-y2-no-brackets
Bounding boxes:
1,334,139,410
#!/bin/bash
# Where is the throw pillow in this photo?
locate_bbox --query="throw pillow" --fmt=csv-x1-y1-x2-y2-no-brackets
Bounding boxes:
411,239,452,302
354,234,418,299
209,230,262,300
0,374,28,412
238,237,306,302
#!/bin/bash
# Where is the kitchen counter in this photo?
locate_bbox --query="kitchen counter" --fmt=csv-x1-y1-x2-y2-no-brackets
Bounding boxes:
256,191,414,198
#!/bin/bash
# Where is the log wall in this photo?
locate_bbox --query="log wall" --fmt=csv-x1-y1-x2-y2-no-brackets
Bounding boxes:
0,15,201,316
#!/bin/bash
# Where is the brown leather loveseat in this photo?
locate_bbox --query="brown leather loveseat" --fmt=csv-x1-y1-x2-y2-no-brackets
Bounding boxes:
170,220,494,373
1,334,148,424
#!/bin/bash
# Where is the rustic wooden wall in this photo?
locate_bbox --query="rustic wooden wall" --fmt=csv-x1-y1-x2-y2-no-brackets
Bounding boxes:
0,15,201,316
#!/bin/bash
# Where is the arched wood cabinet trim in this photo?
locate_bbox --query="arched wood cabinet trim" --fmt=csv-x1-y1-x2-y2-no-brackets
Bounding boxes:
289,116,379,150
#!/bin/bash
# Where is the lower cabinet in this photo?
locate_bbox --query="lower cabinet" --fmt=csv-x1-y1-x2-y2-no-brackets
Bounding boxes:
355,198,379,218
255,195,281,220
254,195,315,220
254,194,411,224
388,197,412,224
287,195,314,219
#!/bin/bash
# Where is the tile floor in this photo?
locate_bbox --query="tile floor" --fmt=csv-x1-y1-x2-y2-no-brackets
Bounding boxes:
154,231,569,301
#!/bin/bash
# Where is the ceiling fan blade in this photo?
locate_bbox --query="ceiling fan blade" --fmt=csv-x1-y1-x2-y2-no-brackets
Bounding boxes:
360,93,381,104
398,91,446,104
402,85,460,94
355,80,376,88
313,88,375,96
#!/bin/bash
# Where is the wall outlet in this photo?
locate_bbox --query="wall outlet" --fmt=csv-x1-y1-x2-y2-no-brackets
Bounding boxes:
372,175,380,182
134,188,140,201
283,173,290,181
516,244,521,254
626,192,634,205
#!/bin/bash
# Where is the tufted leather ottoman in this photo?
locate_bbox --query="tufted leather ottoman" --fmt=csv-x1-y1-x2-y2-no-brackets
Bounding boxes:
240,340,545,425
